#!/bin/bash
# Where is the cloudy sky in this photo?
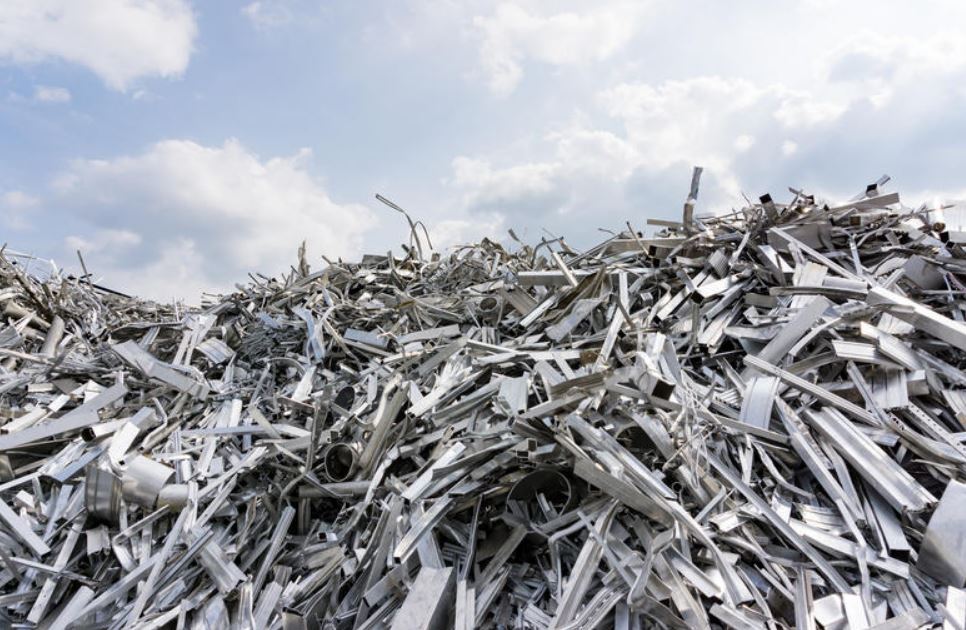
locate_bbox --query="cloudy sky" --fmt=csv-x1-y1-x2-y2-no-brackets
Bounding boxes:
2,1,966,300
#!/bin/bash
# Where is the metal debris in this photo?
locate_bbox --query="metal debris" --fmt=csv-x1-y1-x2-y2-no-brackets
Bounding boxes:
2,177,966,628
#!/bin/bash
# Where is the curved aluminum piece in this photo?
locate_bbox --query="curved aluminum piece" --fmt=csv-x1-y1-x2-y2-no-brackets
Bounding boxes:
121,455,175,507
157,484,190,512
918,479,966,587
85,465,121,524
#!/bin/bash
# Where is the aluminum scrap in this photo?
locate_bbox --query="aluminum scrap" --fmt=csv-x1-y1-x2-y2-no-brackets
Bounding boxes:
2,176,966,629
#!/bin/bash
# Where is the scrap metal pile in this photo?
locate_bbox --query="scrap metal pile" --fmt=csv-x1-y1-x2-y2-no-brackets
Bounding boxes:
2,177,966,629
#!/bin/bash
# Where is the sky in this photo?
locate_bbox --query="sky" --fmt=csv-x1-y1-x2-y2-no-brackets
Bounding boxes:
2,0,966,301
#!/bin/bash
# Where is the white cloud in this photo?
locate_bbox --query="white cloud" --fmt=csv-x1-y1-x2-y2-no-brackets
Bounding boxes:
33,85,71,103
242,1,293,30
822,32,966,109
600,78,847,166
772,92,846,127
1,190,39,229
781,140,798,156
444,73,865,233
54,139,376,300
826,32,966,83
733,135,755,152
473,2,646,96
600,77,760,170
0,0,197,91
451,155,562,211
549,128,640,181
65,229,142,253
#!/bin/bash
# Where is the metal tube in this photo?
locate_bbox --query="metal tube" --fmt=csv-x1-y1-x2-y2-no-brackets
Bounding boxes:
121,455,175,507
85,465,121,524
322,443,359,482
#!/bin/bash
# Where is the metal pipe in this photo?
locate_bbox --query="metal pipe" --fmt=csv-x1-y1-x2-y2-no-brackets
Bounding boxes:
85,465,121,524
321,443,359,482
121,455,175,507
39,315,65,357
